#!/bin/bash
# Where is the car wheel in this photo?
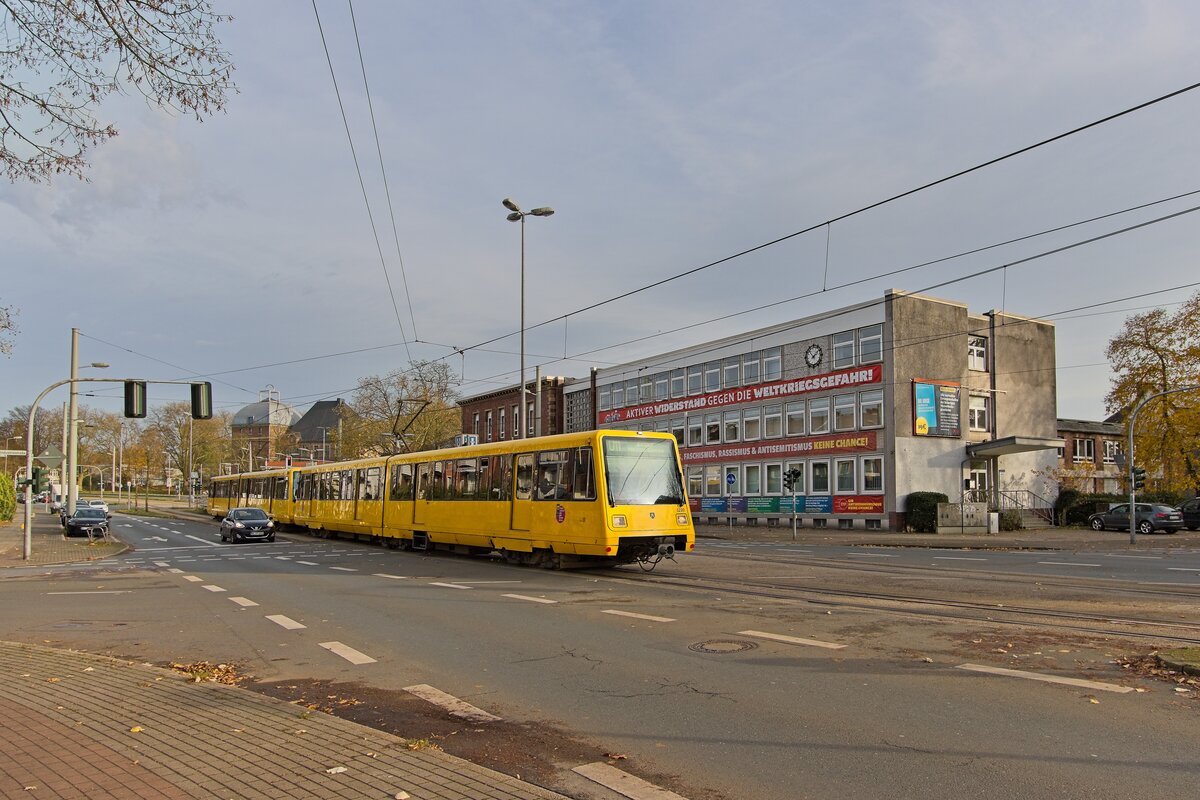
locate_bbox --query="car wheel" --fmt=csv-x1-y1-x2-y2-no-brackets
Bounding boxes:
1138,520,1154,535
267,535,275,543
1090,518,1105,531
220,531,227,542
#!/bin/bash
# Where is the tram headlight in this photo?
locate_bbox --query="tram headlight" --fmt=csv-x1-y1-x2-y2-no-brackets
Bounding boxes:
676,513,689,525
611,514,628,528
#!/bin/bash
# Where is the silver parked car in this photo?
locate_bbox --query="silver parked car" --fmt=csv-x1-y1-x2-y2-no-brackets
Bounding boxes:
1088,503,1183,535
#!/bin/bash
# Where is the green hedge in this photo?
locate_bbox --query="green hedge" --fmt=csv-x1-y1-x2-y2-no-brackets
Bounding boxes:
906,491,948,533
0,478,15,522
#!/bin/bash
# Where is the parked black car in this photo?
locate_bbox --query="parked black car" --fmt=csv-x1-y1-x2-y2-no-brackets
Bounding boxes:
64,507,110,538
219,507,276,543
1178,497,1200,531
1088,503,1184,535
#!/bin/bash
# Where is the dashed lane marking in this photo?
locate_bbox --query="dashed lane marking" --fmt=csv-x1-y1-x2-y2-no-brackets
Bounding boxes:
429,582,472,589
739,630,846,650
153,561,170,567
229,597,259,607
182,576,203,583
847,552,898,558
296,561,319,566
1037,561,1101,567
373,574,408,580
329,566,358,572
1106,554,1162,559
319,641,377,665
933,556,988,561
957,663,1135,693
503,594,558,604
202,585,226,593
1167,567,1200,572
573,761,689,800
403,684,500,722
46,590,131,595
602,610,675,623
266,615,306,630
184,535,219,547
167,568,184,574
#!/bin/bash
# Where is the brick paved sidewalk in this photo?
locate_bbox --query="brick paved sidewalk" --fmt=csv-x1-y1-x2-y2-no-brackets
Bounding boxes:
0,641,569,800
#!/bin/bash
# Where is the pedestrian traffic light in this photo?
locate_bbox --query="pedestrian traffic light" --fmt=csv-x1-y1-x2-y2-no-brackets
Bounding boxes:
124,381,147,418
1131,466,1146,490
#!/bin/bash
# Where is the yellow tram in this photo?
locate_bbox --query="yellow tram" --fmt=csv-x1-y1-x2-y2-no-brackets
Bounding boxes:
208,430,694,567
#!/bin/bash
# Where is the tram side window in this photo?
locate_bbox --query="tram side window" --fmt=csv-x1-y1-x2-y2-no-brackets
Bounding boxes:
416,463,431,500
300,474,313,501
361,467,381,501
515,454,535,500
292,472,303,500
430,462,445,499
343,470,356,501
490,457,512,500
390,463,414,501
572,447,596,500
477,458,491,500
457,459,478,499
442,461,457,499
536,450,572,501
274,477,288,500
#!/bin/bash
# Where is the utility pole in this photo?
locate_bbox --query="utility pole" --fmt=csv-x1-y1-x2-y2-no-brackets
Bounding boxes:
66,328,79,517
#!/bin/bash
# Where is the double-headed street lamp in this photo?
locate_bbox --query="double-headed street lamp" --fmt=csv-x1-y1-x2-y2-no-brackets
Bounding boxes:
502,198,554,440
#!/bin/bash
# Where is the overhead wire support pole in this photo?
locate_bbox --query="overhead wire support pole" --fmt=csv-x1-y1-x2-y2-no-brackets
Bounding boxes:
1126,385,1200,544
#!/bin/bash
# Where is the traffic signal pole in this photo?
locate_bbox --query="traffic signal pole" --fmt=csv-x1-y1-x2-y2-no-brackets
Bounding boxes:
1126,385,1200,545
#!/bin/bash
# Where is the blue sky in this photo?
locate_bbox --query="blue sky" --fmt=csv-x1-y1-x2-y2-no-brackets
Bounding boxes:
3,1,1199,423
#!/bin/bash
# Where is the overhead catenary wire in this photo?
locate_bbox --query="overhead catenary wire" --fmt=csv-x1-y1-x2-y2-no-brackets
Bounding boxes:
311,0,413,359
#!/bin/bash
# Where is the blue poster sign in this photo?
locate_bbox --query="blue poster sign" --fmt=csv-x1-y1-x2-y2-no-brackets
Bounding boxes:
700,498,728,512
727,497,748,512
804,495,833,513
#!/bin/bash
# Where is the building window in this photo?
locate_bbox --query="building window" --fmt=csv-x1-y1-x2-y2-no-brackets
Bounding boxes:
671,369,685,398
723,411,741,443
809,397,830,435
810,460,830,494
743,352,761,384
968,395,989,432
611,383,624,408
654,373,668,401
640,376,654,404
1073,437,1095,463
859,324,883,363
671,418,685,445
687,467,703,498
723,357,740,388
838,518,854,530
472,413,479,436
743,407,761,440
766,463,783,494
862,456,884,493
833,394,856,432
724,466,740,495
1103,440,1119,464
499,409,506,439
832,330,855,368
486,410,493,442
865,519,882,530
745,464,762,494
687,366,703,395
968,335,988,371
859,389,883,428
786,401,806,437
704,465,722,496
763,405,783,438
626,379,639,406
705,362,721,392
687,416,703,447
835,458,856,493
705,413,721,444
763,347,783,381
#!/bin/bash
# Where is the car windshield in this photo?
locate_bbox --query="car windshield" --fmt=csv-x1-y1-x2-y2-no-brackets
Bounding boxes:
602,437,686,506
232,509,268,521
73,509,105,519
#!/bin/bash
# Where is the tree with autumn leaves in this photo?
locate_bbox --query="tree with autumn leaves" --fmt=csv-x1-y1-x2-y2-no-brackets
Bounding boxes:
1105,292,1200,494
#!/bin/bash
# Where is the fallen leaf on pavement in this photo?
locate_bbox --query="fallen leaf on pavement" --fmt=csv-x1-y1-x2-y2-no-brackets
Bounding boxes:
130,726,143,733
325,766,347,774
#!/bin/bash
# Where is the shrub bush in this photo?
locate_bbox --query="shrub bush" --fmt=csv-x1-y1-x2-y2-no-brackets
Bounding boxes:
906,491,948,533
1053,488,1081,526
999,509,1023,531
0,477,14,522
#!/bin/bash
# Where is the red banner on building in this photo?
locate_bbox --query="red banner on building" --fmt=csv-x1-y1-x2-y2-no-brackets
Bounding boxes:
833,495,885,514
599,364,883,425
681,430,878,465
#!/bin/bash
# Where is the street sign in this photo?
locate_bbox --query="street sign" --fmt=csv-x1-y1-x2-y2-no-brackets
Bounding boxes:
0,449,26,457
35,444,65,469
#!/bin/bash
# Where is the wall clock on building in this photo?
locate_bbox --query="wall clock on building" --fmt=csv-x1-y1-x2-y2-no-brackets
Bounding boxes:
805,343,823,368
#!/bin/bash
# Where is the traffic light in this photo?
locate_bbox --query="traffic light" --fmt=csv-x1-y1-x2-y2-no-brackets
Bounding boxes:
124,381,147,418
190,381,213,420
30,466,47,494
783,468,802,493
1131,466,1146,490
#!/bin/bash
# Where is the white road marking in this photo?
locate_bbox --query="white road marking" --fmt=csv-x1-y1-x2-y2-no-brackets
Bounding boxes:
847,552,898,558
182,576,203,583
1037,561,1101,567
329,566,357,572
1167,567,1200,572
296,561,319,566
739,630,846,650
373,573,408,580
136,545,215,552
184,535,219,547
1106,554,1162,559
46,591,131,595
403,684,500,722
774,548,813,553
429,581,471,589
933,556,988,561
275,556,292,560
573,762,689,800
957,663,1135,693
201,585,226,593
167,568,184,574
229,597,259,607
144,536,168,542
153,561,170,567
602,610,675,623
266,614,306,630
449,580,523,585
318,641,377,665
503,594,558,604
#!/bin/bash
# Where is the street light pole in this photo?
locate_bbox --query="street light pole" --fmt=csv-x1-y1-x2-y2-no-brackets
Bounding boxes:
502,198,554,441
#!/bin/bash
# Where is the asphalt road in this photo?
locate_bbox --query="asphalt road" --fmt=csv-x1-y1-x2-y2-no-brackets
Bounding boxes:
2,513,1198,800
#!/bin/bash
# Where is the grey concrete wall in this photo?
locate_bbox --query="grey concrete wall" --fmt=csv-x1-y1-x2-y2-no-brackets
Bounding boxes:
992,312,1057,439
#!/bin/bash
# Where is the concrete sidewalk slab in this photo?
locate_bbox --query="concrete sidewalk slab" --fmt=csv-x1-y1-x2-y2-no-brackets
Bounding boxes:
0,641,569,800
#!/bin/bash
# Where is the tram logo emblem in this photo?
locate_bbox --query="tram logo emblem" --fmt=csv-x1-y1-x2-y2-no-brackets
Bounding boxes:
555,505,566,523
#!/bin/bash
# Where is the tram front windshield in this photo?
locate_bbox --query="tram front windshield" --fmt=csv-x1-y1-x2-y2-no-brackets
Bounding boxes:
603,437,686,506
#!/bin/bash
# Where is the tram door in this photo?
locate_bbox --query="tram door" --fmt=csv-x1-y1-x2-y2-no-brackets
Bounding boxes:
511,454,534,531
413,463,430,525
